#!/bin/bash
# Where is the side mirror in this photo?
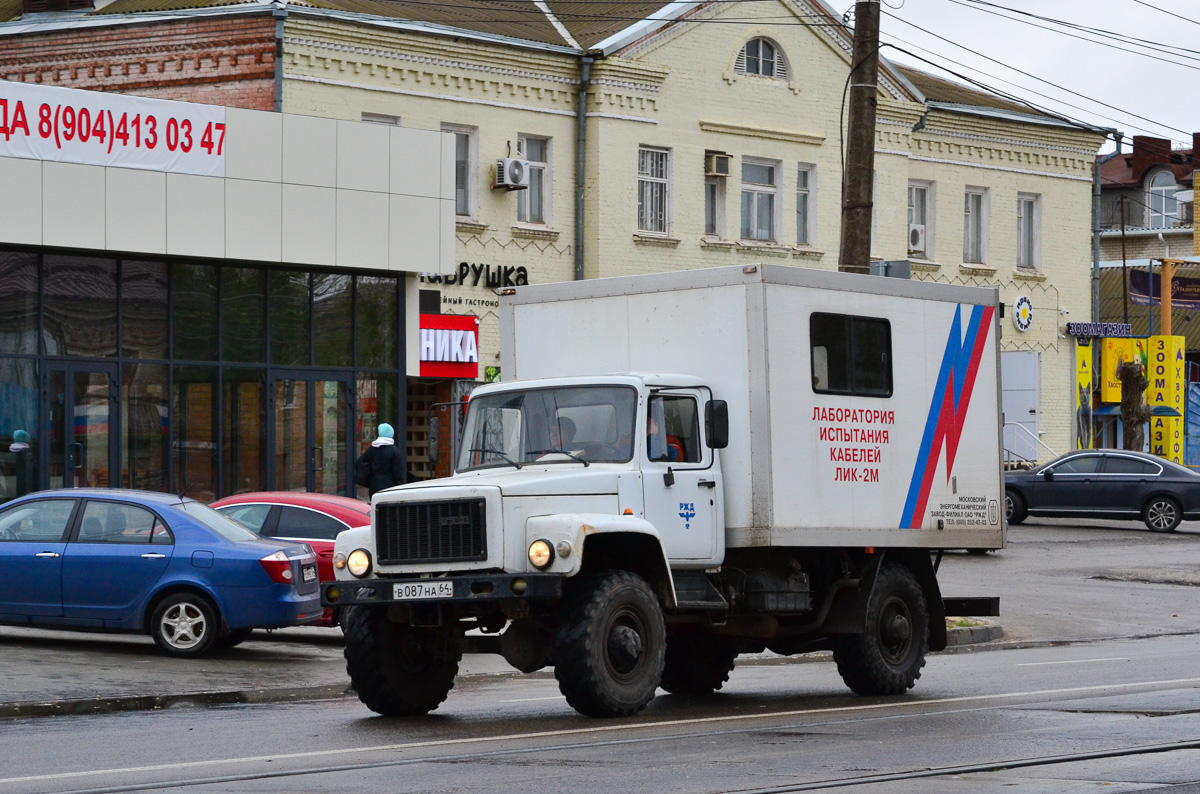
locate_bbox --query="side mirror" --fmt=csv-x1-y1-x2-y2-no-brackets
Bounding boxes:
428,415,440,466
705,400,729,449
1042,469,1053,481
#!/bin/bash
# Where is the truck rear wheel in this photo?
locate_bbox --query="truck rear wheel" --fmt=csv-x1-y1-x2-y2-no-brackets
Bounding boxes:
660,628,738,695
343,606,461,716
833,563,928,696
554,571,666,717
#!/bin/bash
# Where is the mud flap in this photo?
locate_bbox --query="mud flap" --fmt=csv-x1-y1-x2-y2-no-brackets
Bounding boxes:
889,549,947,651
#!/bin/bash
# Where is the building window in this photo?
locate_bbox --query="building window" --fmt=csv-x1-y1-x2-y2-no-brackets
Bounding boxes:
1016,193,1041,270
908,182,932,259
796,164,815,245
442,125,476,218
361,113,401,126
741,159,778,242
1148,170,1178,229
735,38,789,80
963,187,988,264
810,313,893,398
517,135,550,225
705,177,725,237
637,147,671,234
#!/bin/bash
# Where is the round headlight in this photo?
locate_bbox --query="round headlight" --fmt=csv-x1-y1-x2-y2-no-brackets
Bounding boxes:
347,548,372,578
333,552,347,570
528,539,555,570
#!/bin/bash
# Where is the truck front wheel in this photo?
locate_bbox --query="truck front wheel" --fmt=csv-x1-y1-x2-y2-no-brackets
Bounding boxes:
343,606,461,716
660,628,738,695
833,562,929,696
554,571,666,717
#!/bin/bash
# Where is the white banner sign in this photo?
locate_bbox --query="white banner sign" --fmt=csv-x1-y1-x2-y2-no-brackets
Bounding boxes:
0,80,225,177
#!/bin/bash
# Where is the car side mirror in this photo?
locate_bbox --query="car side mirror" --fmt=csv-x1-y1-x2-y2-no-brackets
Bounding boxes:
1043,470,1054,481
705,400,729,449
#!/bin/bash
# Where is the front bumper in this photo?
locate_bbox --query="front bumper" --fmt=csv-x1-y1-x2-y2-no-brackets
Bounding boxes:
322,572,562,608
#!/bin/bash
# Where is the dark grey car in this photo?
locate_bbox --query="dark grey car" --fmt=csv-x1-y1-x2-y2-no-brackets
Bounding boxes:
1005,450,1200,532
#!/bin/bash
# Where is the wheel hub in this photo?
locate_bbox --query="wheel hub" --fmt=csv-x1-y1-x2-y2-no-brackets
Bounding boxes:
608,624,644,671
882,613,911,645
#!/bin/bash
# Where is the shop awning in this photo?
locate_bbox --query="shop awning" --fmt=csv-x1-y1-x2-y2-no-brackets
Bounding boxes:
1091,405,1182,417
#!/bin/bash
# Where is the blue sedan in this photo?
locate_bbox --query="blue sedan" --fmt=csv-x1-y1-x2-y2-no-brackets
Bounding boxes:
0,489,323,657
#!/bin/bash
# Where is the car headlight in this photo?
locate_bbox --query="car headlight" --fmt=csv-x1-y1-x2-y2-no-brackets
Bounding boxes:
528,539,554,570
347,548,372,578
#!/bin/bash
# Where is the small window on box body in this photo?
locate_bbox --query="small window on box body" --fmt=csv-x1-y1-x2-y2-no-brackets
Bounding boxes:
810,313,892,397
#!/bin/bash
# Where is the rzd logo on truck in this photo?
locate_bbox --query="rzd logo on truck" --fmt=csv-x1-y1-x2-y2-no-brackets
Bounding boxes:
678,503,696,529
901,304,994,528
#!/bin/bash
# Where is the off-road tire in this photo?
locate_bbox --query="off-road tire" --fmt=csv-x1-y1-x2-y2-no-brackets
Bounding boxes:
659,628,738,695
1005,489,1026,525
343,606,461,716
1143,496,1182,533
149,592,219,658
554,571,666,717
833,563,929,696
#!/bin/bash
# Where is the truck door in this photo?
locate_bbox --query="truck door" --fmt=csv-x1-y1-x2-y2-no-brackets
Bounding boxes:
642,391,720,561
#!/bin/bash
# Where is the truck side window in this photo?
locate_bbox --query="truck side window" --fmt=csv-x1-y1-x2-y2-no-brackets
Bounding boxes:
648,395,700,463
810,313,892,398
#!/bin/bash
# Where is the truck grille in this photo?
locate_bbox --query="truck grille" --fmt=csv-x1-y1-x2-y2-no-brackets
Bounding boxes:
375,499,487,564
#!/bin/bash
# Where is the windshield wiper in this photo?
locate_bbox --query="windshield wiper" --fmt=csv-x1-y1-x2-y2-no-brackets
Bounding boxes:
468,448,522,469
527,449,590,467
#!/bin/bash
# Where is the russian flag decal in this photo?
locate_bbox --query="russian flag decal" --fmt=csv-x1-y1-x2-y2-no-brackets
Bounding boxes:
900,304,995,528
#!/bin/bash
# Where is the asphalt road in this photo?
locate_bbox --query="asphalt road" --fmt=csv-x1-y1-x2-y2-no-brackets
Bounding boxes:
0,517,1198,793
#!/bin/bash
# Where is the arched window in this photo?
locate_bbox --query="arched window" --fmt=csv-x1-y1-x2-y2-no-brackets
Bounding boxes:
1148,169,1178,229
735,38,789,80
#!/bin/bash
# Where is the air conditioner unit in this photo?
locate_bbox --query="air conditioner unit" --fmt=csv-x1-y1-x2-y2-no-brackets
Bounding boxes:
494,158,530,190
908,223,926,253
705,153,731,177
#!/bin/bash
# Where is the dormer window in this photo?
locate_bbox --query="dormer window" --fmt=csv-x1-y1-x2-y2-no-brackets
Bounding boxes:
736,38,789,80
1148,169,1178,229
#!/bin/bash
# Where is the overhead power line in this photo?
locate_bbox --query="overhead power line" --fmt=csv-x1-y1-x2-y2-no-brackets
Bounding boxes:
1130,0,1200,28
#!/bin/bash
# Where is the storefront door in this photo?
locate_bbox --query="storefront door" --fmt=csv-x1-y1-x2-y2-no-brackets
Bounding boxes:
44,364,119,490
271,374,351,495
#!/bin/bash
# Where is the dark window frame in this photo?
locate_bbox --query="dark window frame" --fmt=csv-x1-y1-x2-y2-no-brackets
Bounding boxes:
809,313,894,398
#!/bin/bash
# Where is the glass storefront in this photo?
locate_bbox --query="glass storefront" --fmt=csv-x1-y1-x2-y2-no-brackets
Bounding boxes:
0,247,404,504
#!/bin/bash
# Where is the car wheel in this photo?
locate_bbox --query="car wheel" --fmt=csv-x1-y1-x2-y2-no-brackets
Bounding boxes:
150,593,219,657
1143,496,1181,533
833,562,929,696
554,571,666,717
1005,489,1026,525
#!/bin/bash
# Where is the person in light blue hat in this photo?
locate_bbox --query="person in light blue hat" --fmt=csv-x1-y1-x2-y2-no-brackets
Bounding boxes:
8,429,34,497
353,423,404,498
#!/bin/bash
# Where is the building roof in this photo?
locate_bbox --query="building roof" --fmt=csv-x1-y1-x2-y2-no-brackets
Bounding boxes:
892,64,1056,119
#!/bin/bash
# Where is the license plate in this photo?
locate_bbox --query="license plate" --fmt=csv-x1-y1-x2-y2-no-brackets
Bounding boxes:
302,565,317,583
393,580,454,600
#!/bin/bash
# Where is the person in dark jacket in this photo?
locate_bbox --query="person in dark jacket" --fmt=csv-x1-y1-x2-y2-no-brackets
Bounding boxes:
354,423,404,498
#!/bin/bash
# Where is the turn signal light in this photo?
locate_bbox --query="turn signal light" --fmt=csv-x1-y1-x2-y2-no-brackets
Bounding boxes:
260,550,294,583
326,585,340,603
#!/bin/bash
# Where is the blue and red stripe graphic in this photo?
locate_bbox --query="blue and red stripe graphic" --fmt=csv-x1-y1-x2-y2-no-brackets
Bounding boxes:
900,304,995,528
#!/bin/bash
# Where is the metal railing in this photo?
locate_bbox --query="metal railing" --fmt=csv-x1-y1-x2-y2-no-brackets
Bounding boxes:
1003,422,1057,466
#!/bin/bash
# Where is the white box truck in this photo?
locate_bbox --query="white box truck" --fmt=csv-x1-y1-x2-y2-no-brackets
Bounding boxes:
324,265,1004,718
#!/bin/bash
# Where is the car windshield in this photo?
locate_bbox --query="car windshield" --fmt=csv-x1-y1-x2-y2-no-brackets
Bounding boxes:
457,385,638,471
174,501,262,542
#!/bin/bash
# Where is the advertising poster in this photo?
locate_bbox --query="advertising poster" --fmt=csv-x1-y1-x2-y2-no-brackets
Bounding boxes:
1146,335,1185,464
1075,341,1092,449
1100,337,1146,404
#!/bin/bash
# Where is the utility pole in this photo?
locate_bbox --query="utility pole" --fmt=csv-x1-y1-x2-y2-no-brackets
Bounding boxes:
839,0,882,275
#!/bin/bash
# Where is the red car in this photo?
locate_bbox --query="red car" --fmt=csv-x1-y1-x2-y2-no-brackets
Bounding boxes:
210,492,370,628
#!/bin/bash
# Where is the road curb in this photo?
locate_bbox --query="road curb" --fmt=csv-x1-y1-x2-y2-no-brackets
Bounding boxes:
0,624,1005,720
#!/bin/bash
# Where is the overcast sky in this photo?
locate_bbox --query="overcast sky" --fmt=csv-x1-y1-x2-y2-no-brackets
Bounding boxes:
875,0,1198,152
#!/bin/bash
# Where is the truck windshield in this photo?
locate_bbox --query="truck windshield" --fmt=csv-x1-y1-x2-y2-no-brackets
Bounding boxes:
457,386,638,471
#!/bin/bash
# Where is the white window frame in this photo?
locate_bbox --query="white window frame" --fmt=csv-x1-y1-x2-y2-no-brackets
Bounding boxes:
907,180,935,260
796,164,816,246
741,158,780,242
1016,192,1041,270
517,134,551,227
637,146,671,235
963,186,990,265
442,124,477,220
361,112,401,126
705,175,726,238
1148,169,1178,229
735,37,790,80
